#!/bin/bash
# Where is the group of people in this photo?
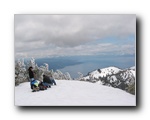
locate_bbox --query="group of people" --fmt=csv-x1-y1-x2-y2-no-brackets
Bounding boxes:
28,66,57,92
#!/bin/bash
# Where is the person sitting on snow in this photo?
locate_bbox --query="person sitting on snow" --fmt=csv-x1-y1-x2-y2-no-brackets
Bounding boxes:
31,79,40,92
43,74,57,85
31,79,51,92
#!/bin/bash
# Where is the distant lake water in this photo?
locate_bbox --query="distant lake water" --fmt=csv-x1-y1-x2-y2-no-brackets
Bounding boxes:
35,55,135,79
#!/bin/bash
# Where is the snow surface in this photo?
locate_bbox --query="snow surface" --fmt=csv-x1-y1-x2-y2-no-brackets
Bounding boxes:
15,80,136,106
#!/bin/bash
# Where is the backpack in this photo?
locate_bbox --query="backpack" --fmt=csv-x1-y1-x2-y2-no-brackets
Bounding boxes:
31,80,39,89
38,82,50,90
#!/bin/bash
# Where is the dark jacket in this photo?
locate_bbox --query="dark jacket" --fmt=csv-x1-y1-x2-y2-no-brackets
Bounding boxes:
29,70,34,78
43,75,52,84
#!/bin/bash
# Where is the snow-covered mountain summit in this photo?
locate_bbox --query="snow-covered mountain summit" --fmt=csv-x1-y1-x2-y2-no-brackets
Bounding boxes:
84,66,121,79
15,80,136,106
81,66,135,95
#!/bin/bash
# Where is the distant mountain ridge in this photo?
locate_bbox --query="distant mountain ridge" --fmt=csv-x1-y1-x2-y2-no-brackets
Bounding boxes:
80,66,135,94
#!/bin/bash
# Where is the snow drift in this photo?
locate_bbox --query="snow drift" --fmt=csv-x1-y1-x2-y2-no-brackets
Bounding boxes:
15,80,136,106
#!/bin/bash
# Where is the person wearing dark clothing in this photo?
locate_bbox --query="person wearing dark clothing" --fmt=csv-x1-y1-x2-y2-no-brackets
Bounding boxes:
29,69,34,79
43,74,56,85
43,75,52,84
28,66,35,89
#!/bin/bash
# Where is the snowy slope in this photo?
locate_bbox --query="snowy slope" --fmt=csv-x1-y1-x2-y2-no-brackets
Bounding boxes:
15,80,136,106
81,66,135,94
84,66,121,80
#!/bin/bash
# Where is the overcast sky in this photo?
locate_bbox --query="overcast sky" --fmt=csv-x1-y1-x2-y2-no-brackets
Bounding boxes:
15,15,136,58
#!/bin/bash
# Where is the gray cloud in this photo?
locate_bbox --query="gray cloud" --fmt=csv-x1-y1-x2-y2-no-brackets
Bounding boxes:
15,15,135,58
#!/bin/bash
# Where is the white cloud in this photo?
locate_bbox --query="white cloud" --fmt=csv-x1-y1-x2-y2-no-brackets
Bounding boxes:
15,43,135,58
15,15,136,58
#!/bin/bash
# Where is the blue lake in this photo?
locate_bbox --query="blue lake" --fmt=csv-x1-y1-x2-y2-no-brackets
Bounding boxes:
34,55,135,79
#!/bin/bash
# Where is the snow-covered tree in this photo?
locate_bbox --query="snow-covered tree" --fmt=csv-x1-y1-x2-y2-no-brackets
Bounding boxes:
15,59,28,85
77,72,84,80
65,72,72,80
15,58,73,86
